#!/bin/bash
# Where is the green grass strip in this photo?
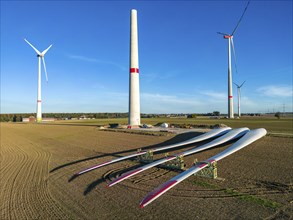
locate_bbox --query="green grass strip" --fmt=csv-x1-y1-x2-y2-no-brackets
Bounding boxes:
190,180,281,210
225,188,281,210
191,180,218,189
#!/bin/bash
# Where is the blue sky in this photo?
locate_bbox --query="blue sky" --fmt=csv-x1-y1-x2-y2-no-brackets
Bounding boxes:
1,1,292,114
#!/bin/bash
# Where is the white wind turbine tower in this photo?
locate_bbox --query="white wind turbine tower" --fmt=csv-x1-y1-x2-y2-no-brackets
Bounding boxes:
234,81,245,117
217,1,250,119
128,9,141,128
24,38,52,123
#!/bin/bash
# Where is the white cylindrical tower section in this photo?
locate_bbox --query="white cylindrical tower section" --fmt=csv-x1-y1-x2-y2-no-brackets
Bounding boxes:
227,37,234,119
128,9,140,127
37,56,42,122
238,87,241,117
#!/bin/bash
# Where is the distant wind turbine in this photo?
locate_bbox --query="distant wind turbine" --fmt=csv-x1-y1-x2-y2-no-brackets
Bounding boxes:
234,81,246,117
24,38,52,123
217,1,250,119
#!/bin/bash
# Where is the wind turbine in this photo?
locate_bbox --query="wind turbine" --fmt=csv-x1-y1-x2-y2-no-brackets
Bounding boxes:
24,38,52,123
234,81,245,117
217,1,250,119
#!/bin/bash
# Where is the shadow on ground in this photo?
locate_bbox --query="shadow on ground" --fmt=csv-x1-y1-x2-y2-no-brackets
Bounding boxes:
80,137,240,195
50,130,205,174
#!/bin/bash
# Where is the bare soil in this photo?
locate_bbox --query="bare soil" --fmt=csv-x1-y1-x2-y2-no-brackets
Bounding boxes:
1,123,292,219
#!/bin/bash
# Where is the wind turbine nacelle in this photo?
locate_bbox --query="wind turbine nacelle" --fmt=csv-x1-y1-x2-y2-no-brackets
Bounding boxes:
224,35,233,39
37,54,44,57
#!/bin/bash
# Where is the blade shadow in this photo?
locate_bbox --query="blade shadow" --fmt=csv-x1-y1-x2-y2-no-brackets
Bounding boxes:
82,139,240,196
83,164,143,195
50,130,204,174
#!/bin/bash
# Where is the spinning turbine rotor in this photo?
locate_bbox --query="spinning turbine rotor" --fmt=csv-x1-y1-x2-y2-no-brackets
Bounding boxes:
24,38,52,122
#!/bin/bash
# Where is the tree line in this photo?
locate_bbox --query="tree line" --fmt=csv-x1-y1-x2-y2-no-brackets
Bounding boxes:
0,113,130,122
0,112,214,122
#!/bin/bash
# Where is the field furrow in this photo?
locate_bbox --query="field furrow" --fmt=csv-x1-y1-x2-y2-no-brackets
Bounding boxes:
0,124,70,219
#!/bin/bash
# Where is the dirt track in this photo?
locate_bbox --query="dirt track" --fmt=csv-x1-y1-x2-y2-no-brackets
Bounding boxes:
0,123,292,219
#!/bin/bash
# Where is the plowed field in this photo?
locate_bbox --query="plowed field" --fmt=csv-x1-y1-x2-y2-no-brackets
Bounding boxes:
1,123,292,219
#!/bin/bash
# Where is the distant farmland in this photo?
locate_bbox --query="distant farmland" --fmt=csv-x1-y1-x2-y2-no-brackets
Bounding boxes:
54,117,293,134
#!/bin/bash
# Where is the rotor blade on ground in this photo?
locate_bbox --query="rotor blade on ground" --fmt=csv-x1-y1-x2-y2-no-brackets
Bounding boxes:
231,1,250,36
24,38,41,55
42,44,52,56
140,128,267,208
42,57,48,82
72,127,231,177
107,128,249,187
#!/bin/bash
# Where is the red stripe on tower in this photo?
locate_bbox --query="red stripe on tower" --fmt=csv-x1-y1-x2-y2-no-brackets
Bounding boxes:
37,100,42,103
130,68,139,73
228,96,233,99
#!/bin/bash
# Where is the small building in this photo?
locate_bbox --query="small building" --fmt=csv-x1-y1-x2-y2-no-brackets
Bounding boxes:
23,116,36,122
79,115,87,120
42,118,56,122
22,118,29,122
22,116,55,122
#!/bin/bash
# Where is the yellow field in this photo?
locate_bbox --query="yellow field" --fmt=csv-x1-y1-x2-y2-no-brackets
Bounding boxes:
1,123,292,219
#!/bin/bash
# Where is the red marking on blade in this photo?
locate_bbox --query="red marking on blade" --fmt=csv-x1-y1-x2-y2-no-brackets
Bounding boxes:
130,68,139,73
121,168,143,179
228,96,233,98
198,163,207,168
166,156,177,161
140,180,177,207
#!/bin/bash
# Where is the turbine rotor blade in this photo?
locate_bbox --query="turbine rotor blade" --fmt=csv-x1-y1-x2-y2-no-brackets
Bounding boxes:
240,80,246,87
42,44,53,56
231,0,250,36
217,32,229,36
233,82,240,87
42,57,48,82
24,38,41,55
231,37,238,74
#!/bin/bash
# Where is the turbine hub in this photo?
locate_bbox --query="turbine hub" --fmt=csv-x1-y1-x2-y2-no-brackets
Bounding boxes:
224,35,233,39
